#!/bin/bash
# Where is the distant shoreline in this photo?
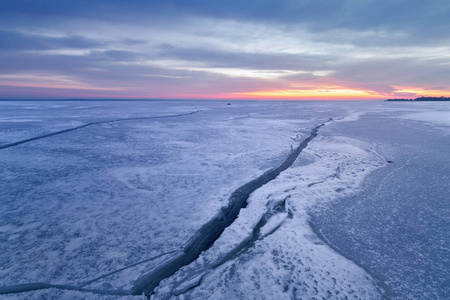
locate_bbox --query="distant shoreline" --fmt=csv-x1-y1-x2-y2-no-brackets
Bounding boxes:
386,96,450,102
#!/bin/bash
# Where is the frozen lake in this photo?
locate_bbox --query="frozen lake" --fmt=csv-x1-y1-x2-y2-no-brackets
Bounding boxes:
0,100,449,299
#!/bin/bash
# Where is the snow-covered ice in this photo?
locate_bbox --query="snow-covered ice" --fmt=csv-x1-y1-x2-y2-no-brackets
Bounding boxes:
0,100,449,299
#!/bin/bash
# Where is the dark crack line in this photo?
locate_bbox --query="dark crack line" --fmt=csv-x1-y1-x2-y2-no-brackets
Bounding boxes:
0,117,329,298
308,180,326,188
132,119,332,297
0,110,201,150
212,196,292,271
0,250,179,296
80,250,179,288
172,196,293,297
0,283,131,296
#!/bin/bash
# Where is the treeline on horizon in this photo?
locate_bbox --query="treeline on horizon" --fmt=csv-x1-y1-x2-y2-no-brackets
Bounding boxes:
386,96,450,101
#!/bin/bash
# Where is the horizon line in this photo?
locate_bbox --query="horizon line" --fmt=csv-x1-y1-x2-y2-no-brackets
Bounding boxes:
0,98,386,102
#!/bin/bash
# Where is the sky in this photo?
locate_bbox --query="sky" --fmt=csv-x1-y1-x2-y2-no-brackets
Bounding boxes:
0,0,449,100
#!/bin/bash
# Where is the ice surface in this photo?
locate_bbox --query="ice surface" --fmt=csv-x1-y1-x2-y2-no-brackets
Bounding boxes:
0,100,333,298
310,104,450,300
1,100,448,299
153,131,387,300
401,110,450,127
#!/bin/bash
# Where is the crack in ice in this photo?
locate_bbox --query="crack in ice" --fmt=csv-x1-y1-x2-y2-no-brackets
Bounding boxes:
1,117,331,299
0,250,179,296
0,110,201,150
132,119,332,297
0,282,132,296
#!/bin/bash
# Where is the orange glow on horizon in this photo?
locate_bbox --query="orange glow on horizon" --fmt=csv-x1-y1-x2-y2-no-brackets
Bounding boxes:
226,87,385,100
2,80,450,100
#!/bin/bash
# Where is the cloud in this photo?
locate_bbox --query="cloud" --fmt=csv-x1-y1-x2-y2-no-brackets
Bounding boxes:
334,57,450,88
157,44,332,72
2,1,448,38
0,1,449,99
0,30,103,51
90,50,144,61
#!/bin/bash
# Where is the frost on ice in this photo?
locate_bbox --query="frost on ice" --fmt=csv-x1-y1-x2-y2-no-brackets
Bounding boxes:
1,100,449,299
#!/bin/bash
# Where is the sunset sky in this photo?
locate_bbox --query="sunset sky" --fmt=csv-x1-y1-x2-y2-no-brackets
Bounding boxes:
1,0,449,100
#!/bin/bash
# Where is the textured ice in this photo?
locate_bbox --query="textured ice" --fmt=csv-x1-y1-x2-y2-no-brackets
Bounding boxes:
0,101,332,298
400,110,450,127
310,103,450,300
153,133,387,299
1,100,448,299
